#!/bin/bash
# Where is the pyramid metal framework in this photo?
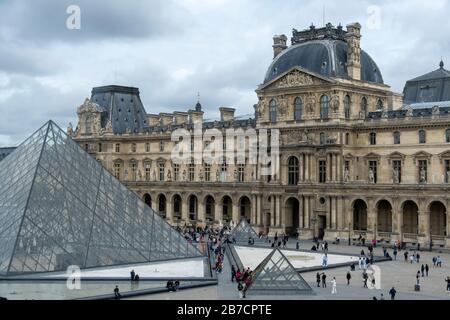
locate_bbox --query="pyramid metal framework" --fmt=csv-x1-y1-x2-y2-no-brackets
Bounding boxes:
230,219,264,245
0,121,202,276
245,249,313,295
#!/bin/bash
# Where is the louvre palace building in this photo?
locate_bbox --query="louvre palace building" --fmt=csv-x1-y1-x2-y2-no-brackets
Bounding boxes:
69,22,450,248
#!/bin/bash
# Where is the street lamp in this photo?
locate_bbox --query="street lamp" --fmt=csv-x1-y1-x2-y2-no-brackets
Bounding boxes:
348,223,352,246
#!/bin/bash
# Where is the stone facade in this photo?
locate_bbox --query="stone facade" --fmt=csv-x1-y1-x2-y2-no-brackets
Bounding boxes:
72,22,450,248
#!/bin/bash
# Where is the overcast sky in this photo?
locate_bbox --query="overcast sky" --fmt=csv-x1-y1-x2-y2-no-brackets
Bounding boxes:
0,0,449,146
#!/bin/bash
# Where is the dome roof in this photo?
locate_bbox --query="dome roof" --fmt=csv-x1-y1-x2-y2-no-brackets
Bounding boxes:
264,39,384,84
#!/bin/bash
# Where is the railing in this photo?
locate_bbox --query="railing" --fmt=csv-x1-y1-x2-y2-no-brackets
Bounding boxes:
403,233,418,240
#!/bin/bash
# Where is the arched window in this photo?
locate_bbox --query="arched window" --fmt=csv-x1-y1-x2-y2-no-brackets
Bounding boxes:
344,95,351,119
369,132,377,145
419,130,426,144
394,131,401,145
360,97,367,117
269,99,277,122
85,116,93,134
320,95,329,119
446,129,450,143
294,97,302,121
288,156,299,185
376,99,383,110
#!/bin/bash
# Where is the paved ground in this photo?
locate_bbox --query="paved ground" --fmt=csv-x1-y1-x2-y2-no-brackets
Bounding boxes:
128,240,450,300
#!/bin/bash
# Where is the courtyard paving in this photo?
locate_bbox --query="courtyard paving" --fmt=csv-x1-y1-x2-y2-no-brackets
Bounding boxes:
128,240,450,300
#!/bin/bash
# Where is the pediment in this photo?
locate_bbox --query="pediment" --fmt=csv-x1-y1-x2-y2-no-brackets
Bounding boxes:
259,67,334,90
364,152,381,159
439,150,450,159
344,153,355,159
412,151,432,159
388,151,406,159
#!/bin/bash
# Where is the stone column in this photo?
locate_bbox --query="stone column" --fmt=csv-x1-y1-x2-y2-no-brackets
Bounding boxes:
418,210,430,243
251,195,257,225
304,196,310,228
215,201,222,223
305,154,310,182
166,198,173,222
326,197,331,229
257,195,262,225
270,197,276,227
299,154,304,182
337,154,342,182
197,199,205,223
327,154,332,182
232,201,239,223
299,196,304,228
337,196,344,230
276,195,282,227
181,197,189,222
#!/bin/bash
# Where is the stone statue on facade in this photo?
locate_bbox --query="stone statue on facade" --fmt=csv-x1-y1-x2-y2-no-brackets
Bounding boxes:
138,170,142,181
182,170,187,182
167,169,172,182
216,169,220,182
447,171,450,184
393,167,400,184
344,168,349,182
67,123,74,136
368,168,375,184
234,169,238,182
199,168,204,182
420,168,427,183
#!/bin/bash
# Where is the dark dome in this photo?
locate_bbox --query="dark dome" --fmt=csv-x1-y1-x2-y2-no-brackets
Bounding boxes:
264,39,383,84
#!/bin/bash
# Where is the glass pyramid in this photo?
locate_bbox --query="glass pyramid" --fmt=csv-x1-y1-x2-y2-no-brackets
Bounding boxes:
230,219,264,245
0,121,202,277
245,249,313,295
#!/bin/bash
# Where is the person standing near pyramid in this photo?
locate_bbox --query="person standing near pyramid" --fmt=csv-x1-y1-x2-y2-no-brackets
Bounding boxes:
331,277,337,295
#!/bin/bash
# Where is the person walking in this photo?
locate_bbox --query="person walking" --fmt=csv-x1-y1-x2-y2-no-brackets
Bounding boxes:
322,254,328,267
433,256,437,266
346,271,352,285
237,282,244,299
231,265,236,282
331,277,337,295
425,264,429,276
296,242,300,250
358,257,362,270
446,277,450,292
393,248,398,261
389,287,397,300
416,271,421,285
130,269,135,281
410,254,415,264
437,256,443,267
416,253,421,263
316,272,321,287
421,264,425,277
321,273,327,288
404,251,408,262
363,272,368,288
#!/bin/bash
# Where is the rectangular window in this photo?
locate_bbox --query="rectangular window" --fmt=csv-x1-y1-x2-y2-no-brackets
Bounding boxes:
369,133,376,145
145,162,151,181
174,164,179,181
114,162,121,179
160,141,164,152
131,143,136,153
319,160,327,183
189,162,195,181
130,162,137,181
204,164,211,182
320,133,326,145
159,163,165,181
445,160,450,183
394,132,401,145
238,164,245,182
98,143,102,153
221,162,227,182
145,142,150,152
392,160,402,184
190,136,195,152
418,160,427,183
115,143,120,153
345,133,349,145
369,161,378,183
85,144,89,152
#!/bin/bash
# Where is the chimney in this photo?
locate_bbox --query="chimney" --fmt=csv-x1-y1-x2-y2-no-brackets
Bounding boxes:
345,22,362,80
147,114,159,126
272,34,287,59
159,113,174,126
188,109,204,124
219,107,235,122
174,111,189,125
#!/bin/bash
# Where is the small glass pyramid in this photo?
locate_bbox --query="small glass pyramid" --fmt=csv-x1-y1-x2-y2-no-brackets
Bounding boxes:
230,219,264,245
245,249,313,295
0,121,202,276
